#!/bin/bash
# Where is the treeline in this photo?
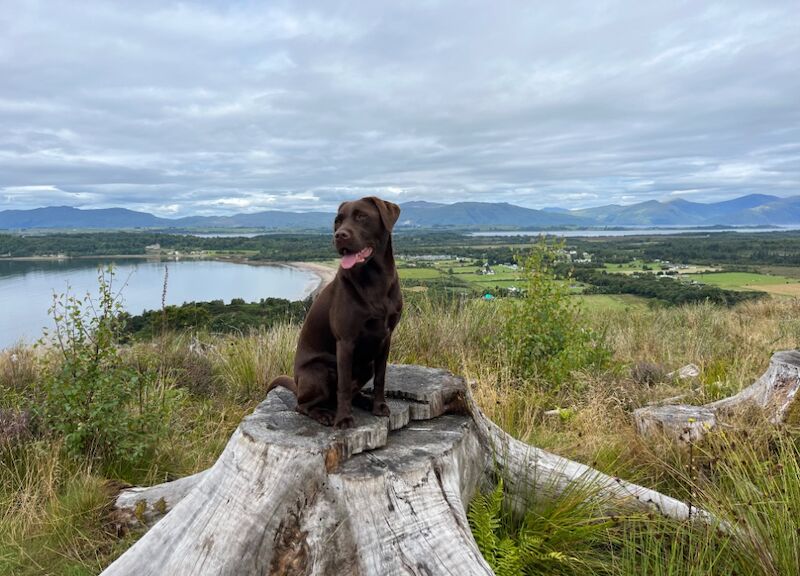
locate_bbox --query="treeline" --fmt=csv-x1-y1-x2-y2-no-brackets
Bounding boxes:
0,232,332,260
0,230,531,263
6,229,800,268
570,232,800,266
121,297,310,338
571,269,764,306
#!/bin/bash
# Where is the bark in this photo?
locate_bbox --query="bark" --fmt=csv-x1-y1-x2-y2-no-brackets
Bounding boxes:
103,364,716,576
634,350,800,442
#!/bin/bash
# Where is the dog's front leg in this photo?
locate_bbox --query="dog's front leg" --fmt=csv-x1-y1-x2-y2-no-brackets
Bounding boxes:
371,335,391,417
334,339,356,429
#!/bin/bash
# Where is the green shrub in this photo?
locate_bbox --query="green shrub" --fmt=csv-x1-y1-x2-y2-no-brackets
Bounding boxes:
37,267,179,465
501,240,610,392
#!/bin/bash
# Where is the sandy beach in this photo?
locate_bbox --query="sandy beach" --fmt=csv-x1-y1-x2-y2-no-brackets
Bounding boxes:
288,261,337,298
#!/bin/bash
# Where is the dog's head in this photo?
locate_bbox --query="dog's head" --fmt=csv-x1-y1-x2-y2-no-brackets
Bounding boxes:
334,196,400,269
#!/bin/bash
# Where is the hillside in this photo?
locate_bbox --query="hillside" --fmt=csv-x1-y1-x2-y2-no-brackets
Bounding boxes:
2,194,799,230
0,206,166,229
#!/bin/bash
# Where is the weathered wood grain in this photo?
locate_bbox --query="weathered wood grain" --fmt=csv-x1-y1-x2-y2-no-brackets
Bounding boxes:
105,364,718,575
634,350,800,442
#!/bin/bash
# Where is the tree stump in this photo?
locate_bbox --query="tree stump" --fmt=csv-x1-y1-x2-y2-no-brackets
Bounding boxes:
634,350,800,442
103,364,713,576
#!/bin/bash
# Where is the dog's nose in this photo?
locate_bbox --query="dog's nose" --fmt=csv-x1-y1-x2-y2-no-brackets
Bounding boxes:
335,229,350,241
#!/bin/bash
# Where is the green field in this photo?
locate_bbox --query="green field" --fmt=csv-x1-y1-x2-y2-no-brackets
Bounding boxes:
398,257,800,303
687,271,799,292
397,267,442,280
398,261,524,289
575,294,649,311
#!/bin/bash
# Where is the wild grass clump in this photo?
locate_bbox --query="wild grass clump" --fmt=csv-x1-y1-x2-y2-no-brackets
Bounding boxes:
0,345,39,409
391,295,501,372
469,478,628,575
126,332,218,398
0,441,124,576
214,323,298,402
699,429,800,574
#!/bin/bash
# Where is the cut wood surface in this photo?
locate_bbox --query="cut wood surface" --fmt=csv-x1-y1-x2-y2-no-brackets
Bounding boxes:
104,364,717,576
635,350,800,442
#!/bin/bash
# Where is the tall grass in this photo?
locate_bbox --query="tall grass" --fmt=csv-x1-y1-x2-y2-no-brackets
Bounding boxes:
214,324,298,401
0,441,121,576
0,345,40,409
2,293,800,573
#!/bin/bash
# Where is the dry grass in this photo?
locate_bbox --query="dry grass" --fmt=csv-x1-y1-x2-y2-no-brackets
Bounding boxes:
3,294,800,574
749,283,800,297
589,298,800,398
214,323,299,401
0,345,40,406
0,441,119,576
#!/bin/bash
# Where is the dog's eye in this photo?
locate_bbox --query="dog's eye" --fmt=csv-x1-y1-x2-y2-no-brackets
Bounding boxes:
334,215,344,225
355,213,367,221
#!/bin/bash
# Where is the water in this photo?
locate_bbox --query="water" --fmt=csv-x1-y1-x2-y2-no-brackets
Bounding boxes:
469,227,800,238
0,258,319,349
181,232,265,238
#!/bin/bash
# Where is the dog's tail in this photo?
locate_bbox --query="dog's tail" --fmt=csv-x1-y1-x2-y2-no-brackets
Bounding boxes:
266,375,297,396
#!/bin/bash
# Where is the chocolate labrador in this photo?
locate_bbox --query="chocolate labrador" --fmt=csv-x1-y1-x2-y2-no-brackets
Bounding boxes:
268,197,403,428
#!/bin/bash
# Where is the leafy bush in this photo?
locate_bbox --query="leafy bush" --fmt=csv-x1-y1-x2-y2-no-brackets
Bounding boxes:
501,241,610,392
37,267,179,465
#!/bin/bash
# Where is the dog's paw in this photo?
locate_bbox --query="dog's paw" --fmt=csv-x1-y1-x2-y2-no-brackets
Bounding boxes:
334,415,355,429
372,402,391,417
305,407,335,426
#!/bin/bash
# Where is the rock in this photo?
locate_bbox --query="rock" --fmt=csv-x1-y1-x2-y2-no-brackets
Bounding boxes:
667,363,701,380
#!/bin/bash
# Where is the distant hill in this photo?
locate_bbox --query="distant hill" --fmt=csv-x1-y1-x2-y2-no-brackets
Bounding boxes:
0,206,166,229
176,211,333,230
575,200,707,226
722,196,800,225
575,194,798,226
0,200,587,230
0,194,798,231
396,201,586,228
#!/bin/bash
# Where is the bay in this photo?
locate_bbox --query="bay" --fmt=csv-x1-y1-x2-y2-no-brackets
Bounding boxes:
0,258,318,349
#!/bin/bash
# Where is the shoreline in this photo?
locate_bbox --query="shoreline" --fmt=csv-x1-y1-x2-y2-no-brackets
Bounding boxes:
0,253,338,301
287,261,337,299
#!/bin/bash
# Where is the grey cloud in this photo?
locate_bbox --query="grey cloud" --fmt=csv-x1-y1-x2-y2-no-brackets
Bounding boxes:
0,0,798,215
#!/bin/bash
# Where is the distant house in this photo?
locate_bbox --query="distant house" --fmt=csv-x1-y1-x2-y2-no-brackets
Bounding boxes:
145,243,161,253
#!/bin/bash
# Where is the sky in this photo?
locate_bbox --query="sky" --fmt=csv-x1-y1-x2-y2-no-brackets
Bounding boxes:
1,0,798,216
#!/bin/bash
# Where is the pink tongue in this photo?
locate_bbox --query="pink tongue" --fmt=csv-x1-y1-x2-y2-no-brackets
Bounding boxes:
341,253,358,269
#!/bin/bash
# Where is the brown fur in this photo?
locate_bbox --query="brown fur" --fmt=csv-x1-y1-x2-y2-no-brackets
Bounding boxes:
267,197,403,428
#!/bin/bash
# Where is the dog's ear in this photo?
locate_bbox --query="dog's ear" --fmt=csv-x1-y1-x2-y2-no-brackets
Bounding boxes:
365,197,401,232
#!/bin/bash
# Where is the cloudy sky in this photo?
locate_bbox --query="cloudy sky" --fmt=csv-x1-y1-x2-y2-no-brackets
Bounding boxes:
1,0,798,216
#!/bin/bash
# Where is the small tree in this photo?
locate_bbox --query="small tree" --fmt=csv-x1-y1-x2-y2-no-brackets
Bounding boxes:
501,240,609,392
38,266,176,464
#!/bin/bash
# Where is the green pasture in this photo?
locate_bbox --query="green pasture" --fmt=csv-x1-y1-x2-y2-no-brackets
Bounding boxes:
574,294,649,311
687,271,798,291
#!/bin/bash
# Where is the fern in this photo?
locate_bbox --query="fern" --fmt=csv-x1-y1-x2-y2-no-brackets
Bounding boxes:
494,536,523,576
468,479,609,576
467,479,504,564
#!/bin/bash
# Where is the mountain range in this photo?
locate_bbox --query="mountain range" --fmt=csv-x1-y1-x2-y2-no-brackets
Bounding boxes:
1,194,799,231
